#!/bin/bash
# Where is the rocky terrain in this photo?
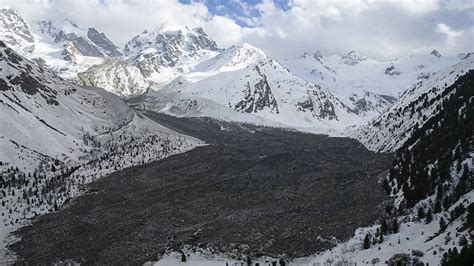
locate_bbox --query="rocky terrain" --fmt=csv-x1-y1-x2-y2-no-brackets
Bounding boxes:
10,112,392,264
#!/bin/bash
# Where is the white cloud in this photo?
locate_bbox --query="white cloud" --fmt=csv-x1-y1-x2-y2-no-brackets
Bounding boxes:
237,0,473,59
0,0,472,60
436,23,463,46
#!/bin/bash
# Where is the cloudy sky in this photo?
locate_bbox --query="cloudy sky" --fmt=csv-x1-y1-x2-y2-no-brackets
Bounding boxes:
1,0,473,60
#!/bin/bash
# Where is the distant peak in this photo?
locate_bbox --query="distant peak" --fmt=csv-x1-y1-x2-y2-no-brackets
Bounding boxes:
299,51,323,60
156,22,189,33
38,18,81,32
431,50,442,58
235,42,261,51
192,27,205,34
341,50,367,65
230,43,266,56
64,19,78,28
314,51,323,60
343,50,366,59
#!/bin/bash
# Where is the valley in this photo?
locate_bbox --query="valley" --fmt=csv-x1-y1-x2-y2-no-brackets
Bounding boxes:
0,3,473,265
10,112,392,264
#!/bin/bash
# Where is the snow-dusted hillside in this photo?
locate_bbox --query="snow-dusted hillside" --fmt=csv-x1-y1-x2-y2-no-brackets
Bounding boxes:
353,53,474,152
301,69,474,265
297,191,474,266
284,50,462,119
0,42,201,262
141,43,363,132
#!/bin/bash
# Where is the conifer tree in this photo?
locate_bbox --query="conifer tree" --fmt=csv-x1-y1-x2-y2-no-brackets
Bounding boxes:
380,219,388,235
363,233,371,249
392,219,400,233
426,208,433,224
417,207,425,220
439,217,447,231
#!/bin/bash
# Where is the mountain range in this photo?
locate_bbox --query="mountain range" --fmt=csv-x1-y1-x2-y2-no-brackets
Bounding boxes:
1,6,473,265
1,7,468,130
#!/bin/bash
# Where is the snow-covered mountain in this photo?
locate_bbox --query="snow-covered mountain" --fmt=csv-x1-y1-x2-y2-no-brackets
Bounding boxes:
35,19,122,58
353,53,474,152
305,63,474,265
0,40,202,260
0,8,119,80
0,7,34,54
78,23,222,96
1,7,472,134
124,23,220,85
0,41,199,173
140,43,363,131
283,49,462,119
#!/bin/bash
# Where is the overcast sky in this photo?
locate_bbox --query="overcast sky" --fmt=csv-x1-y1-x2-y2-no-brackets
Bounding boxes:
1,0,473,60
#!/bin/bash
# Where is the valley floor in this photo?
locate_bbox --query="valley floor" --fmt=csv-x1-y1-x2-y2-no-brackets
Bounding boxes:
9,112,392,264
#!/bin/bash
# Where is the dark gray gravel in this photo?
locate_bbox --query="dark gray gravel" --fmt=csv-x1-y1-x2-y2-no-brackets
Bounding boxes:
10,112,393,264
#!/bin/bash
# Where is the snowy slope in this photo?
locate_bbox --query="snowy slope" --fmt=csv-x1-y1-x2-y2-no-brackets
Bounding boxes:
0,42,201,262
353,53,474,152
0,40,200,178
284,50,462,119
296,191,474,266
141,43,363,132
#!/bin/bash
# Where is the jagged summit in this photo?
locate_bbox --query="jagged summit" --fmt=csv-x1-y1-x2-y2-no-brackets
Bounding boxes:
299,51,323,60
228,42,267,59
0,7,34,51
341,50,367,65
122,23,220,84
155,21,190,33
87,28,122,57
35,19,121,58
431,49,442,58
124,22,219,56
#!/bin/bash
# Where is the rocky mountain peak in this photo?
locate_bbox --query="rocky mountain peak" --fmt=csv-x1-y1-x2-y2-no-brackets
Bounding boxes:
221,43,268,69
431,49,442,58
124,22,219,56
341,50,367,65
0,7,34,48
156,22,189,33
313,51,324,60
87,28,122,57
36,19,120,58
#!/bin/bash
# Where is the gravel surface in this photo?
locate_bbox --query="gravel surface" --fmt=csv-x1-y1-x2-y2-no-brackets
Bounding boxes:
10,112,393,264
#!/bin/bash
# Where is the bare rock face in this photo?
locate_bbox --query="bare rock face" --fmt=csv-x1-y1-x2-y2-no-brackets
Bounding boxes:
431,49,442,58
384,65,401,76
87,28,122,57
296,88,339,120
235,66,279,114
